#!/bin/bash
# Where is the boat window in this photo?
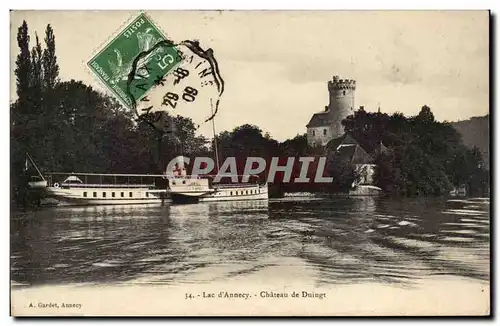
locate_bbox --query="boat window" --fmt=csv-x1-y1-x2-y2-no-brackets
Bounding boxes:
93,192,97,197
129,192,133,197
146,192,149,198
172,181,176,185
103,192,106,198
246,190,248,195
83,192,87,197
112,192,115,198
182,180,186,185
121,192,124,197
230,191,233,196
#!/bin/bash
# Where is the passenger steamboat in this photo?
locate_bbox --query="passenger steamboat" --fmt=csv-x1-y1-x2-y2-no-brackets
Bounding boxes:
25,101,269,206
167,174,268,203
26,154,268,206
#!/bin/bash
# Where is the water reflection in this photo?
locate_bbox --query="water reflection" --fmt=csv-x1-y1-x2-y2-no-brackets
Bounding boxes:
11,197,489,287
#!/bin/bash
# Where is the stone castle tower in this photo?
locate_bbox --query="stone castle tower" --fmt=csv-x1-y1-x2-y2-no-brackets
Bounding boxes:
328,76,356,138
306,75,356,146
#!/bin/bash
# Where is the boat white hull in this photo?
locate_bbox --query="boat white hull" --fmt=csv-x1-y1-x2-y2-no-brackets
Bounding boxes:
198,192,269,202
41,198,169,206
169,180,269,204
43,186,170,206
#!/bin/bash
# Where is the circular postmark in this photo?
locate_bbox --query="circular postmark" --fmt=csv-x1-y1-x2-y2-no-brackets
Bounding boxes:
125,39,224,134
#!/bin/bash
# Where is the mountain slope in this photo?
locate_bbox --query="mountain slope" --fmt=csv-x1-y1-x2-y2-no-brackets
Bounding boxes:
451,114,490,169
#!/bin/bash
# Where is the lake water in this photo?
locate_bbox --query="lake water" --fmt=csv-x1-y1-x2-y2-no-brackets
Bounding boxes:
10,196,490,315
11,197,490,316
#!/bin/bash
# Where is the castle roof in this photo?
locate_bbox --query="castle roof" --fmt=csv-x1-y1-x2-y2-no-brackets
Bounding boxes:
335,143,374,165
326,133,374,165
327,133,389,157
373,141,389,156
326,133,359,151
347,145,374,164
306,112,332,128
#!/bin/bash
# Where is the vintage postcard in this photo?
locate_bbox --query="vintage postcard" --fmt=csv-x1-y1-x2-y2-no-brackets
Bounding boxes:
10,10,490,316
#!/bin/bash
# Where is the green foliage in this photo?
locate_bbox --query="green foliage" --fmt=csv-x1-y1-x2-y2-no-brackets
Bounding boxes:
345,105,489,197
325,151,359,193
14,21,31,101
42,24,59,90
279,133,324,157
215,124,280,161
31,33,43,99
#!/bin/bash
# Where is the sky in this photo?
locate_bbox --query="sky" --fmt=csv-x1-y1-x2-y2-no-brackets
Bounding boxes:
10,10,489,141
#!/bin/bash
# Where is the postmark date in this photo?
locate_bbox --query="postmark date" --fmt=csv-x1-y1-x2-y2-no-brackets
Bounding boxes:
162,87,198,108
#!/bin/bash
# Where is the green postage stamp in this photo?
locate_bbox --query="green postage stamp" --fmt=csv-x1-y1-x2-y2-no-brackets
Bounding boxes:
87,12,181,108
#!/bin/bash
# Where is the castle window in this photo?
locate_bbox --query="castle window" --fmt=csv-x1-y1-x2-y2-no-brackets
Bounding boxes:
312,130,315,136
343,90,346,95
323,129,327,136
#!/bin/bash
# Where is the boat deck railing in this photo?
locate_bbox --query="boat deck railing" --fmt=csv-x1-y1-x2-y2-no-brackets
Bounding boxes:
215,183,261,189
60,183,156,188
40,172,267,187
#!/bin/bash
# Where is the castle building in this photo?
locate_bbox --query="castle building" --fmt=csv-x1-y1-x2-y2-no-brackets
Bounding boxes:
305,75,388,193
306,75,356,147
326,133,387,186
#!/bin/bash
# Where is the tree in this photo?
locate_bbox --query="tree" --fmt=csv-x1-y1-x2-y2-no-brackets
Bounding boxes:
172,115,209,156
341,106,488,197
325,151,359,193
42,24,59,90
416,105,435,123
374,151,405,196
14,21,31,101
11,21,32,208
342,108,390,151
30,33,43,109
279,133,322,157
216,124,280,160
